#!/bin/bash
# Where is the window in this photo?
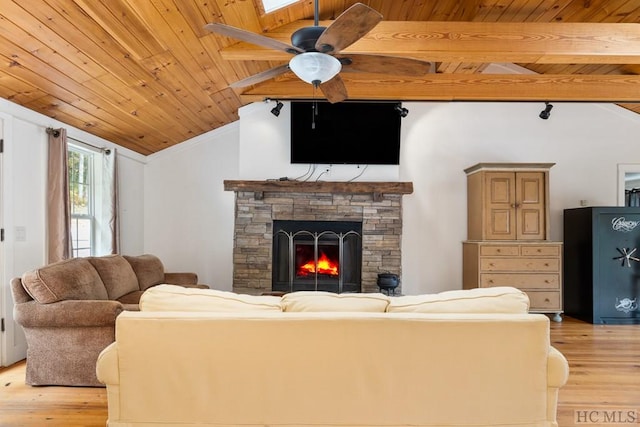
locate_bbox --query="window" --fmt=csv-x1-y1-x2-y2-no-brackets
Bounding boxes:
68,145,95,257
260,0,299,13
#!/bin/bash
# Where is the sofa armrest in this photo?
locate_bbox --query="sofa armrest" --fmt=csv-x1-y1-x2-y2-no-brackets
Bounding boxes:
96,342,119,385
163,272,198,286
14,300,123,328
548,346,570,388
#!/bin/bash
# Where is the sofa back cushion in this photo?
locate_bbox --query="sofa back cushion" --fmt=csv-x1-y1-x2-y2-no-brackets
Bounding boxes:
387,286,530,314
88,255,140,300
139,285,282,312
123,255,165,291
281,291,390,312
21,258,108,304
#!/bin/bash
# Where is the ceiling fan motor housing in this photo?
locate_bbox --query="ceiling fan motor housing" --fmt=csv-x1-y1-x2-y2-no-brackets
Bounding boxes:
291,26,327,52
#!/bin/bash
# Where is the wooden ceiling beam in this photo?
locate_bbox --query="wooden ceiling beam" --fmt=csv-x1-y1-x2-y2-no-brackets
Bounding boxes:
219,21,640,64
237,73,640,102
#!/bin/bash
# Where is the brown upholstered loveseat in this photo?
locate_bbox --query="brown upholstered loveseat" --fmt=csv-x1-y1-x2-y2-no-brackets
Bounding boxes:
10,254,208,386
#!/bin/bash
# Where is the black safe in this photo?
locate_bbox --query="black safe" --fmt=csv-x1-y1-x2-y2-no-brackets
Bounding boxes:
564,207,640,324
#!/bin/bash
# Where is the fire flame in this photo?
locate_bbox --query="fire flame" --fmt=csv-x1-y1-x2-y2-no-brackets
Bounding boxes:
298,252,339,276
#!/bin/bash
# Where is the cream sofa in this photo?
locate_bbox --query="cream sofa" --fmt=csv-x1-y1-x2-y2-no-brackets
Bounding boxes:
97,286,569,427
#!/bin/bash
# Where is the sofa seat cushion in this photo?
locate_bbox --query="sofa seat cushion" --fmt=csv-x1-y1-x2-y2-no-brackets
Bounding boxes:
281,291,390,312
139,285,282,312
387,286,530,314
21,258,108,304
123,254,165,291
88,255,140,300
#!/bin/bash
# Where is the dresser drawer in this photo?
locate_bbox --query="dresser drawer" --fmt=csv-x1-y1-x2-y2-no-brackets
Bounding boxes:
520,245,560,257
479,245,520,256
526,291,561,310
480,258,560,272
480,273,560,289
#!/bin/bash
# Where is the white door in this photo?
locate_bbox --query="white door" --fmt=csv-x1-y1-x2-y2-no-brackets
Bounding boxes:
0,116,27,366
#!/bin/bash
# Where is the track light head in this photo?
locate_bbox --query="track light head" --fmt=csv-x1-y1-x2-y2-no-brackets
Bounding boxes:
395,104,409,118
539,102,553,120
270,100,284,117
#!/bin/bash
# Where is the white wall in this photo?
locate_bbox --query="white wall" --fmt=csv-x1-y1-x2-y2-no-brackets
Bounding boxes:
144,99,640,295
143,124,239,289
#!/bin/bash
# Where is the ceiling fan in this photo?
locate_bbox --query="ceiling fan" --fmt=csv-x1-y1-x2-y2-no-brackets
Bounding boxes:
204,2,432,103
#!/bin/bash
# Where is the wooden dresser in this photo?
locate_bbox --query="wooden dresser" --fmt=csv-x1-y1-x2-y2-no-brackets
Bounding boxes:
463,241,563,321
462,163,563,321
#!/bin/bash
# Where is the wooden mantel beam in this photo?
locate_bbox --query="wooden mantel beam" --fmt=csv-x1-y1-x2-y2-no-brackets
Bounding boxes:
219,21,640,64
237,73,640,103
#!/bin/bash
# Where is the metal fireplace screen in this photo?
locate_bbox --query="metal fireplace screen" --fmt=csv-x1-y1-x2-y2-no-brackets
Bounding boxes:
272,220,362,293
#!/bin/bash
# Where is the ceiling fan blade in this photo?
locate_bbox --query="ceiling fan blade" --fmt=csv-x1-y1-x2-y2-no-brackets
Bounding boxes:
339,54,432,76
319,74,348,103
204,23,303,55
315,3,382,54
229,64,290,88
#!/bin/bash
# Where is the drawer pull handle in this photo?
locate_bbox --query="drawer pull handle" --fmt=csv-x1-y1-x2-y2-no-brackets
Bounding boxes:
544,280,550,283
488,280,494,284
544,263,549,267
545,298,550,303
496,249,501,253
537,249,542,253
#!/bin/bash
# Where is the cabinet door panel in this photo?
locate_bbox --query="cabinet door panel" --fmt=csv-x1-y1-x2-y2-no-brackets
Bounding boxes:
485,172,516,240
516,172,545,240
521,208,542,236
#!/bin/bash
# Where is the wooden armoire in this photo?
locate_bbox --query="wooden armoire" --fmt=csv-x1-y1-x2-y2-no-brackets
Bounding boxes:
462,163,563,321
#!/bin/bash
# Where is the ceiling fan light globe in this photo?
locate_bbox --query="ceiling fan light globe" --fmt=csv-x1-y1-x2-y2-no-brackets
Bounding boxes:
289,53,342,85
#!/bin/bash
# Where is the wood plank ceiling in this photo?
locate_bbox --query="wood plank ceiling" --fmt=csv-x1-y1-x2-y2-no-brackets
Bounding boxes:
1,0,640,155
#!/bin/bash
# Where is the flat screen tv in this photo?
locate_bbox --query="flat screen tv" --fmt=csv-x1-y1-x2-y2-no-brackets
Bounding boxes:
290,101,402,165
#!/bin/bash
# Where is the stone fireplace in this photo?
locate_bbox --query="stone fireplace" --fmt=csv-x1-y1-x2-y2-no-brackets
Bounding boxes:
224,180,413,295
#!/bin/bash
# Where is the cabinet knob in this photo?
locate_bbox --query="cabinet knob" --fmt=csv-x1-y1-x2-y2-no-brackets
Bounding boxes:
545,298,550,303
544,280,550,283
537,249,542,253
488,280,494,284
544,263,549,267
496,249,501,253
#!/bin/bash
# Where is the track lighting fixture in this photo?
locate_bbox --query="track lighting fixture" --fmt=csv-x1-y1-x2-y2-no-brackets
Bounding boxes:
539,102,553,120
395,104,409,118
270,100,284,117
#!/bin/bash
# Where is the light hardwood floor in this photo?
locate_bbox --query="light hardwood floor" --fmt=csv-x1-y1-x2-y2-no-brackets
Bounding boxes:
0,316,638,427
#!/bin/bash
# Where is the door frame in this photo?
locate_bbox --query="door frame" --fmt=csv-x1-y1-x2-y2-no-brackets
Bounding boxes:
618,164,640,206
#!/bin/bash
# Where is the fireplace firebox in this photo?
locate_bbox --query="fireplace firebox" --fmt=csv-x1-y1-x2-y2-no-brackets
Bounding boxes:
272,220,362,293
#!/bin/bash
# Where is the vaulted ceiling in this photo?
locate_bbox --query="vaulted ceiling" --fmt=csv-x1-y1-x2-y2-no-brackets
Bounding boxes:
2,1,640,155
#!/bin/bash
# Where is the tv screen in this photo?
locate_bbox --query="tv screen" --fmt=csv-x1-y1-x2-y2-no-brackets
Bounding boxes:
290,101,402,165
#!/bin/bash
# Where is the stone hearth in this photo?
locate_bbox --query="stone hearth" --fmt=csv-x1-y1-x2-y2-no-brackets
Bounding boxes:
224,180,413,295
